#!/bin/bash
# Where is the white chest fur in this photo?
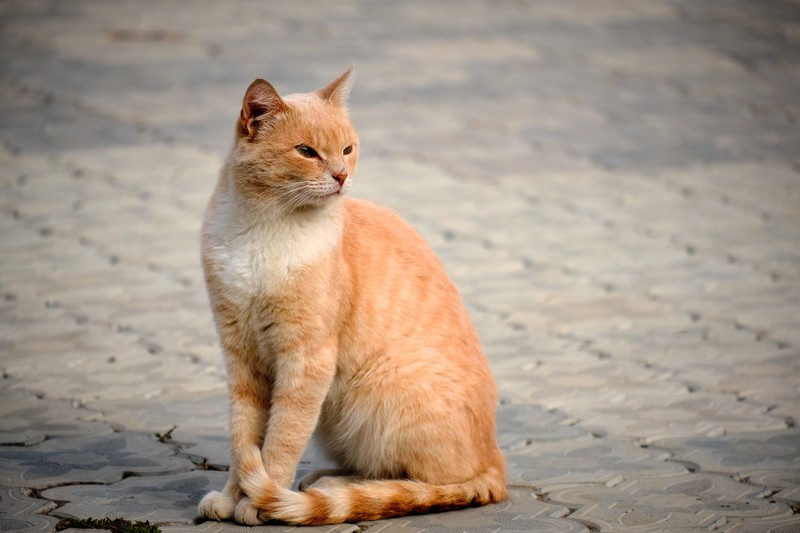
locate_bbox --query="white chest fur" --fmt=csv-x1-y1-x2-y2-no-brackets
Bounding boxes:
205,195,343,300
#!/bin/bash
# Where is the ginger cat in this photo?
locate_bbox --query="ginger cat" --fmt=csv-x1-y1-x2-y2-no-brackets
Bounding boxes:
198,68,507,526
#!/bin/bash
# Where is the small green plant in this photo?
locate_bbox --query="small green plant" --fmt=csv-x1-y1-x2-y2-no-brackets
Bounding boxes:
56,517,161,533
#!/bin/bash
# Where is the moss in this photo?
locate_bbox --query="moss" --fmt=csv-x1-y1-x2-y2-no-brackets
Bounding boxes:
56,516,161,533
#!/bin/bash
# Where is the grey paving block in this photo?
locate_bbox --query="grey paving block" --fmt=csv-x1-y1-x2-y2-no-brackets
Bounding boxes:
744,469,800,504
550,472,796,531
0,388,112,446
173,430,231,470
89,389,229,437
511,356,788,442
42,470,226,525
507,437,685,491
0,486,59,533
497,403,591,444
653,429,800,478
0,431,194,488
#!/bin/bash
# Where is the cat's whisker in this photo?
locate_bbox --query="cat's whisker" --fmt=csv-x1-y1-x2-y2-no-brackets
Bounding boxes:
263,183,317,224
246,182,317,229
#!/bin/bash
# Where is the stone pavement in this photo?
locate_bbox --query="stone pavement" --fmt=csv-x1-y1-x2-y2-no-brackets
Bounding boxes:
1,0,798,531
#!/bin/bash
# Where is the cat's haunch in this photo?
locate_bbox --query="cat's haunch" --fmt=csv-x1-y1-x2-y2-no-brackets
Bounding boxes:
198,68,507,526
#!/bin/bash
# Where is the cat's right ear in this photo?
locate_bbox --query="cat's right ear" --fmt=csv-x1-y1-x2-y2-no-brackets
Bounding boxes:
240,79,286,138
317,66,354,108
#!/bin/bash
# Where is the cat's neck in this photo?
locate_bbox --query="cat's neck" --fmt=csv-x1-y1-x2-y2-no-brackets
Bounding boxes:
219,167,343,235
205,168,345,297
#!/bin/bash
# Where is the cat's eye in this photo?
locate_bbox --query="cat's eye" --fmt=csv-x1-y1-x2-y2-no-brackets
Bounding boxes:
296,145,319,158
343,145,353,155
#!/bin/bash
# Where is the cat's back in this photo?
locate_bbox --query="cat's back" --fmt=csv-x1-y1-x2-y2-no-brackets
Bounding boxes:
339,197,481,355
341,197,442,273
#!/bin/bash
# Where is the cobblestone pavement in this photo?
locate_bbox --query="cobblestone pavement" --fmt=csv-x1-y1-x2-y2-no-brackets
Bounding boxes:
1,1,799,531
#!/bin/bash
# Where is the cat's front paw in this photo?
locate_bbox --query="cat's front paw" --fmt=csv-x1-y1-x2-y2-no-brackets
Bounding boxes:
198,490,237,521
234,497,265,526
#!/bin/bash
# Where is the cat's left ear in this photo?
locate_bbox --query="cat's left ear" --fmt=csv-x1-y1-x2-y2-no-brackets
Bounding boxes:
240,79,286,137
316,66,354,107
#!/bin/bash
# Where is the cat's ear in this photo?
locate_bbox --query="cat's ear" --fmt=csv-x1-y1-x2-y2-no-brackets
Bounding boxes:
240,79,286,137
316,66,354,107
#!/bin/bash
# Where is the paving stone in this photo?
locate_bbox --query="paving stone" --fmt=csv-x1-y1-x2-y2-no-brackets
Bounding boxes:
653,429,800,480
172,430,231,471
95,389,223,433
497,403,592,445
42,470,225,525
0,486,59,533
0,388,112,446
507,437,686,492
549,472,797,532
744,469,800,505
0,431,194,488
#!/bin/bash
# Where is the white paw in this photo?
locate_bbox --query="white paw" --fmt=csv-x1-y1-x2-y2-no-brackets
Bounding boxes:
234,497,265,526
198,490,237,521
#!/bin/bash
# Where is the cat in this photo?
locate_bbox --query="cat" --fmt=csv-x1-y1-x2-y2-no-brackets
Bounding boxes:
197,67,507,526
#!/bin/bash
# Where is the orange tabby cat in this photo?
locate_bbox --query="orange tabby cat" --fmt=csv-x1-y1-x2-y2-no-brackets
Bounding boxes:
197,68,507,526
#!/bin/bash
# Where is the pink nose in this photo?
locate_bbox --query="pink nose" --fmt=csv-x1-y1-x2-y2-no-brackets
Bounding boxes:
333,169,348,186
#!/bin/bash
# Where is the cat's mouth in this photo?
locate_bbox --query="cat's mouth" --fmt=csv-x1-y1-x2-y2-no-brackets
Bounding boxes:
313,187,344,204
319,189,340,199
321,183,347,199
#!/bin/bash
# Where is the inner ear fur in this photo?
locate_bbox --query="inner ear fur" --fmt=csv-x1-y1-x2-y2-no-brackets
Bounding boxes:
240,78,286,136
316,66,354,107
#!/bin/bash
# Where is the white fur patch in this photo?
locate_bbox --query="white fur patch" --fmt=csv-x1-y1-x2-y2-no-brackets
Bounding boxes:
273,489,314,522
206,188,343,300
327,486,353,523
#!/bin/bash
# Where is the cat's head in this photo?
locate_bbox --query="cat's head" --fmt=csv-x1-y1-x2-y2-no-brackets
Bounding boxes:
230,68,359,211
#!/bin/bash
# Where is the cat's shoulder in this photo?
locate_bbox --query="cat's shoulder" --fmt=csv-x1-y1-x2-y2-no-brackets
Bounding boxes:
341,197,433,258
342,197,415,233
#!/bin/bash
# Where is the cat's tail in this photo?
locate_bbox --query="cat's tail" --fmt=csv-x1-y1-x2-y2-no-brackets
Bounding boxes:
239,462,507,525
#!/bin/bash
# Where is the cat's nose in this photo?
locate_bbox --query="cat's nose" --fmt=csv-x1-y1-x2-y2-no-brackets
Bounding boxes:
332,169,348,186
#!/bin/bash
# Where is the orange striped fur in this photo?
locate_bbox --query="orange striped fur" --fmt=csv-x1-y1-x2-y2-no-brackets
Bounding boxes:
197,68,507,526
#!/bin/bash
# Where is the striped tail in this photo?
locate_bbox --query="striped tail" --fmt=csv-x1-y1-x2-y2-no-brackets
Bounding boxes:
239,462,507,526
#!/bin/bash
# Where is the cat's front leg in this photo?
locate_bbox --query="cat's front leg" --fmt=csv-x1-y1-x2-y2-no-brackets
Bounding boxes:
199,364,269,522
260,340,337,487
236,339,338,524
